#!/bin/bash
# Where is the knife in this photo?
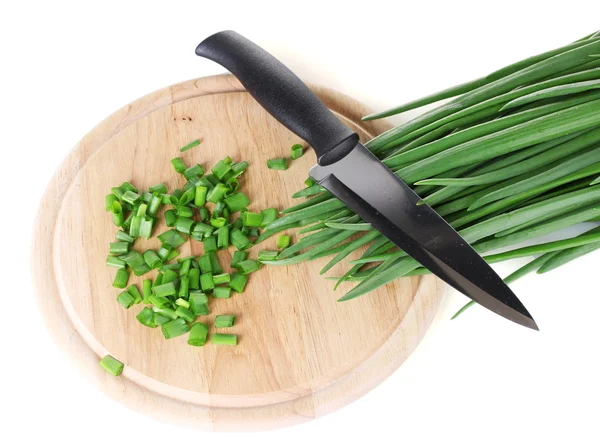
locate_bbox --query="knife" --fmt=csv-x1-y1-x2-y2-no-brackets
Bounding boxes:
196,30,538,330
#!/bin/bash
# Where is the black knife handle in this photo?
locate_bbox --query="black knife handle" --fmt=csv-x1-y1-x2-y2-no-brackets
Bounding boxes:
195,31,359,165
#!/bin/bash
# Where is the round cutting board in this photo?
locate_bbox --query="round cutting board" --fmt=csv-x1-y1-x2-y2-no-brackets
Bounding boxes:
32,74,443,431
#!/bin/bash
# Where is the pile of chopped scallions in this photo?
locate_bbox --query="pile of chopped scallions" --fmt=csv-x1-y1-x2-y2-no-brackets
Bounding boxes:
259,31,600,319
101,141,305,374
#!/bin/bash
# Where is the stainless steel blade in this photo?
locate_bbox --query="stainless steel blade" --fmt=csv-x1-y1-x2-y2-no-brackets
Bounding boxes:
310,142,538,330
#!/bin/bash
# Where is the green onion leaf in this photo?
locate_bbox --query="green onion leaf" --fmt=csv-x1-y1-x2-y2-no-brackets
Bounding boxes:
223,192,250,212
180,139,201,152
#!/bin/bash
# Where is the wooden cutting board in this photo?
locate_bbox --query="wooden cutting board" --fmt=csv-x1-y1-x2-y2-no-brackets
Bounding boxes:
31,74,443,431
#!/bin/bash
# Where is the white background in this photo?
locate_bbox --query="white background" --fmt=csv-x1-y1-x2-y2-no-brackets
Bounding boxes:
1,1,599,435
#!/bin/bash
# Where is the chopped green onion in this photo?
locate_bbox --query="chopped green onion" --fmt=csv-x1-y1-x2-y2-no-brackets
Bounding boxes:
184,164,204,180
258,250,279,261
189,292,209,315
129,216,142,237
180,139,201,152
235,259,261,274
200,273,215,290
209,252,223,274
111,187,125,202
188,322,209,346
213,287,231,298
291,144,303,160
127,285,142,304
117,290,135,309
142,279,152,304
267,158,288,170
247,227,260,238
231,251,247,268
242,211,262,227
223,192,250,213
154,306,177,320
108,241,129,255
210,216,227,228
229,272,248,293
105,194,118,211
141,192,153,203
305,177,316,187
158,230,187,248
194,185,208,207
277,235,291,249
212,159,232,180
116,230,134,243
164,210,177,227
139,217,154,239
106,256,126,269
152,282,177,297
213,273,230,285
217,226,229,249
180,259,191,277
161,262,181,271
203,236,217,253
162,318,190,339
111,201,124,227
188,268,200,289
148,294,169,309
230,161,249,177
153,273,163,287
157,244,172,261
194,222,215,239
179,187,196,205
99,355,124,376
152,312,172,326
121,212,133,232
167,249,179,261
211,334,237,346
198,206,209,222
112,268,130,288
175,306,196,323
179,276,190,298
122,191,141,205
120,182,138,193
161,269,179,283
136,307,156,328
175,217,195,234
143,250,162,269
120,250,151,276
199,254,212,273
260,208,278,227
136,203,147,217
171,157,186,174
215,314,235,328
207,183,229,203
149,183,168,194
175,297,190,308
146,194,161,217
231,229,252,250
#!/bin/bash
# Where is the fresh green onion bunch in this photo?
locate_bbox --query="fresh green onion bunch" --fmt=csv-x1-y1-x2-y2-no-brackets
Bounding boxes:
260,31,600,318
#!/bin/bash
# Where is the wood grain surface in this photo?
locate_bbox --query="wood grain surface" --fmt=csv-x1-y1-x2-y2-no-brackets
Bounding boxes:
31,74,444,431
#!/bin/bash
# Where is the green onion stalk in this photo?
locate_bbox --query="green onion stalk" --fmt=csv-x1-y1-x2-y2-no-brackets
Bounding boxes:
262,32,600,317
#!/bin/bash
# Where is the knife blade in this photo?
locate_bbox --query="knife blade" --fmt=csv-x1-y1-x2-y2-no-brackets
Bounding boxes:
196,30,538,330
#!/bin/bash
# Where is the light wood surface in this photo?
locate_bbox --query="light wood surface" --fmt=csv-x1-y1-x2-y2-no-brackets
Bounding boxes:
31,74,444,431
